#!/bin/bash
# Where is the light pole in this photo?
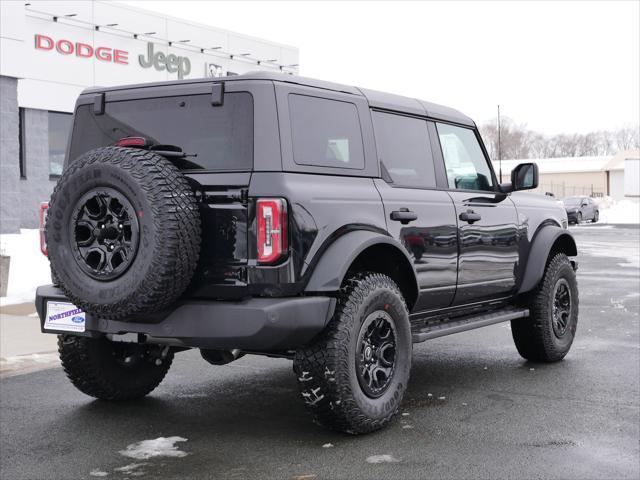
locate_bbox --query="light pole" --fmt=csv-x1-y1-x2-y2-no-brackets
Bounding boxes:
497,104,502,183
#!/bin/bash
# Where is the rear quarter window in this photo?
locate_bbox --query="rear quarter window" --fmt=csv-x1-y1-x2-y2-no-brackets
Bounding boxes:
69,92,253,171
288,94,365,170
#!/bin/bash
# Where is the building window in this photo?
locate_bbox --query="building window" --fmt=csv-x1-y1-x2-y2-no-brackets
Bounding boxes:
48,111,73,177
19,108,26,179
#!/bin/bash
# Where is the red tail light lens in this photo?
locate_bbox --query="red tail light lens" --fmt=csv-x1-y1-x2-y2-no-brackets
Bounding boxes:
115,136,148,148
256,198,288,264
39,202,49,256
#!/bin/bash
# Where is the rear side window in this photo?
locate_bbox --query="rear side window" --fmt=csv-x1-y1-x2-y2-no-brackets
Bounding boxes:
288,94,365,169
69,92,253,171
371,111,436,188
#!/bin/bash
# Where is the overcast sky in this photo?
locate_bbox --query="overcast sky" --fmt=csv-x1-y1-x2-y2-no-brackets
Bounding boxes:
121,0,639,135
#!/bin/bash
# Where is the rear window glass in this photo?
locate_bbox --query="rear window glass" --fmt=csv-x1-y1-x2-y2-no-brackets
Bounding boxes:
288,94,365,170
69,92,253,171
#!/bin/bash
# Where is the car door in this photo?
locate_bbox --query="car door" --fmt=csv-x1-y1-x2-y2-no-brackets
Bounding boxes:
587,198,596,219
371,110,458,311
431,122,520,305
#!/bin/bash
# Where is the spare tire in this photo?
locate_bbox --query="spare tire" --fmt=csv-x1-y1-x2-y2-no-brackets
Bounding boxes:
46,147,201,320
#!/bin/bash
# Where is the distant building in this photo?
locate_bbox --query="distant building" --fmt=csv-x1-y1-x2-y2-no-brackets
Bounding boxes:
493,149,640,200
0,1,299,234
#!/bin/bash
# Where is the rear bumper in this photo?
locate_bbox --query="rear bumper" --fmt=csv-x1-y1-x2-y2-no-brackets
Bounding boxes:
35,285,336,350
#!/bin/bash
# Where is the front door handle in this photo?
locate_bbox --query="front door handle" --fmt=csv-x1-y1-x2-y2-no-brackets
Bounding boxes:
390,208,418,224
459,209,481,224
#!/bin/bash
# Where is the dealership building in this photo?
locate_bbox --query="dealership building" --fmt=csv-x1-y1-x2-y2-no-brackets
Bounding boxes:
0,0,299,234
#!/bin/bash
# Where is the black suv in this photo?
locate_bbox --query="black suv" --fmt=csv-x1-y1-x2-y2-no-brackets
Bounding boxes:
36,72,578,434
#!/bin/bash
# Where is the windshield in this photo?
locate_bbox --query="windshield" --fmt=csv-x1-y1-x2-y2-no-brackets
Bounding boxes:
563,198,583,206
69,92,253,171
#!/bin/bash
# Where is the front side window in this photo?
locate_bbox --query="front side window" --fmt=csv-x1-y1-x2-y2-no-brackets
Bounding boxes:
49,111,73,177
437,123,494,191
289,94,365,169
371,111,436,188
69,92,253,171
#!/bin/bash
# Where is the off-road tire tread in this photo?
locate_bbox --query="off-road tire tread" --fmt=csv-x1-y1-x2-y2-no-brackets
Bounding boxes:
512,253,578,362
47,147,201,319
293,272,410,434
58,335,173,401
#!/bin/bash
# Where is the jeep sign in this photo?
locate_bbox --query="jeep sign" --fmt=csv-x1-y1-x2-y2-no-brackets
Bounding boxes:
138,42,191,79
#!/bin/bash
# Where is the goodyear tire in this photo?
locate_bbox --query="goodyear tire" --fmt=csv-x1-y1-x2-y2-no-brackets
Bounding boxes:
46,147,201,320
512,253,579,362
293,272,412,434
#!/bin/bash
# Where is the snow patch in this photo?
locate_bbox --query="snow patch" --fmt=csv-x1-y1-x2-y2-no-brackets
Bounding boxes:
366,454,400,464
0,229,51,305
114,463,149,476
577,240,639,269
89,470,108,477
119,437,189,460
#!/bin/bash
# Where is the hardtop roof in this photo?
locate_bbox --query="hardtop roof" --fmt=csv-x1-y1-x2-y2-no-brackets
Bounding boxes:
82,71,474,126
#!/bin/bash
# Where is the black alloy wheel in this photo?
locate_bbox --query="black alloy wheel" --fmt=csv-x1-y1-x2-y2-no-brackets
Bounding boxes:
551,278,572,338
356,311,397,398
71,188,139,281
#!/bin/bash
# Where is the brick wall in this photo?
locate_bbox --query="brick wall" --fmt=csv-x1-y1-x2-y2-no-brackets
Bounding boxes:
0,75,20,234
0,75,58,233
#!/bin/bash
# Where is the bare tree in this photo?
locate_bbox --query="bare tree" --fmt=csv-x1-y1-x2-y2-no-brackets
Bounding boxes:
478,119,639,159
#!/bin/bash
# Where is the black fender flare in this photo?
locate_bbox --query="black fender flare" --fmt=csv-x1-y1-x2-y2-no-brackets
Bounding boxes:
304,230,419,302
518,226,577,294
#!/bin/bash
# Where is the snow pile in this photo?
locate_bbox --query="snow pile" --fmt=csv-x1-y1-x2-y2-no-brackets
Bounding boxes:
595,198,640,224
0,229,51,306
601,200,640,224
119,437,189,460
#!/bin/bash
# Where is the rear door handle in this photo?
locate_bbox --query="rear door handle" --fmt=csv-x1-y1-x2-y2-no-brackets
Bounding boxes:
459,209,481,224
390,208,418,224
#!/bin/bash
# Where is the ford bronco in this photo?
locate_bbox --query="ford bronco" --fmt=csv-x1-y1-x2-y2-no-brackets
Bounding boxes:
36,72,578,434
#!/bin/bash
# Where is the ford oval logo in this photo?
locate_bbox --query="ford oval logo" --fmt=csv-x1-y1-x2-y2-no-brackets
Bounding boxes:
71,316,84,324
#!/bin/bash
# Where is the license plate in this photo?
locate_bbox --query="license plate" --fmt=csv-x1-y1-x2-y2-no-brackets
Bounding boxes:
44,301,86,333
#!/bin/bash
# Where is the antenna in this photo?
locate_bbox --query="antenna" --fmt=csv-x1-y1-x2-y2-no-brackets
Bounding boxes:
497,104,502,183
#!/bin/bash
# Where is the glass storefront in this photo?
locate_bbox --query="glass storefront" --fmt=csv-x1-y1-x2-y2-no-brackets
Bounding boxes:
48,111,72,177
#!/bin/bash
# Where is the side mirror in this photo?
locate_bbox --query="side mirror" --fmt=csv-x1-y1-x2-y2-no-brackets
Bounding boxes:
511,162,538,191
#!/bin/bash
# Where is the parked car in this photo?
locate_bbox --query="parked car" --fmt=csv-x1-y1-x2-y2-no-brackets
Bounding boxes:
36,72,579,434
563,196,599,224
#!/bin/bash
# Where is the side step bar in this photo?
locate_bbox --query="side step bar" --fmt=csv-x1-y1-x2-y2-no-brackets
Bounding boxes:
411,307,529,343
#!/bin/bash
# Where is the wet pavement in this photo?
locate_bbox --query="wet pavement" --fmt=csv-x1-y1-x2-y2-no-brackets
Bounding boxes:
0,224,638,479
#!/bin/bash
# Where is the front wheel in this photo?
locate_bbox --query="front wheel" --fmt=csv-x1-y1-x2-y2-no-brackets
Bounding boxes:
576,212,583,224
58,335,174,400
592,211,599,223
293,273,412,434
511,253,578,362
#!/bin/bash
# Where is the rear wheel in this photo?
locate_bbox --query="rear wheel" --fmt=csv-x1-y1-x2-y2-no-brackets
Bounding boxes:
58,335,173,401
511,253,578,362
293,273,412,434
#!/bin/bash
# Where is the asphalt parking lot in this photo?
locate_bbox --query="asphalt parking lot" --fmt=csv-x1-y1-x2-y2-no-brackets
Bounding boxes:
0,224,638,480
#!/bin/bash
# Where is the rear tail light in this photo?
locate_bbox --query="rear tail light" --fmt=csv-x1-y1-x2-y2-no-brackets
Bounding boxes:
39,202,49,256
256,198,288,264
